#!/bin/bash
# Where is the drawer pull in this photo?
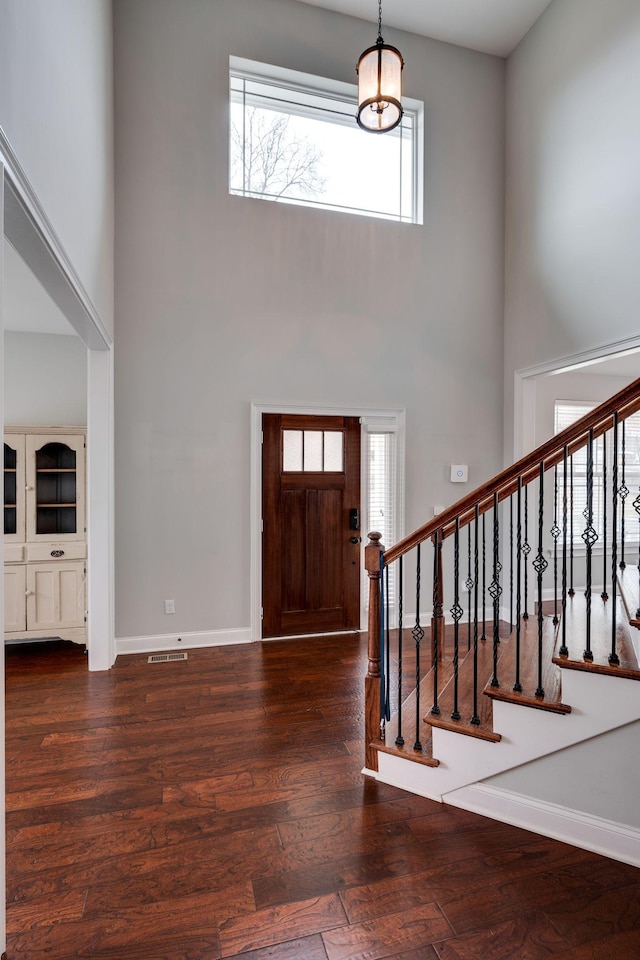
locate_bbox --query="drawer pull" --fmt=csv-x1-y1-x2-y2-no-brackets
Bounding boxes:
51,549,65,558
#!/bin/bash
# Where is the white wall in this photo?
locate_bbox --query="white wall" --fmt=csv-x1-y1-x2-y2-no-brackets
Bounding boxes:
4,331,87,426
0,0,114,336
113,0,506,640
504,0,640,461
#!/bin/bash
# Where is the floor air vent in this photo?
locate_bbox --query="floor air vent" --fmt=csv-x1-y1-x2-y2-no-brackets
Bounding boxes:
147,652,188,663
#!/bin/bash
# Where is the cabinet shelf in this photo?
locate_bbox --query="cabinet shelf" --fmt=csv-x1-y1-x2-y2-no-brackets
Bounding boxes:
37,503,77,508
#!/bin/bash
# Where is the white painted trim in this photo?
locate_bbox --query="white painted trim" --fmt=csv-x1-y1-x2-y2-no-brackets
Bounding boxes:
116,627,253,657
0,158,7,958
250,402,406,643
86,349,115,670
445,782,640,868
513,335,640,461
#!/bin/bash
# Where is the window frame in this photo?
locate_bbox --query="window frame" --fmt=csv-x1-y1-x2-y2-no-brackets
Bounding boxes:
229,56,424,225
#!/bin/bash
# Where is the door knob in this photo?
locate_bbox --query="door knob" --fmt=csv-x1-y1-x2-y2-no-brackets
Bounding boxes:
350,536,361,544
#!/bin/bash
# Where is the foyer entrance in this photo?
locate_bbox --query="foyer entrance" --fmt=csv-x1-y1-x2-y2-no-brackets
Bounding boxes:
261,413,361,638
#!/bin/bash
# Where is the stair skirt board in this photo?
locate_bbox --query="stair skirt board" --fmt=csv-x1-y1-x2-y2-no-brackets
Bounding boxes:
115,627,252,656
374,669,640,800
445,783,640,869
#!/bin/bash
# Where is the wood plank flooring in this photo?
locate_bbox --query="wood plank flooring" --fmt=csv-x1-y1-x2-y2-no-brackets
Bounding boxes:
5,635,640,960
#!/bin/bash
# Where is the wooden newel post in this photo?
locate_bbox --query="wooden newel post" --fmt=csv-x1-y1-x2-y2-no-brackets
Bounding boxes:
364,531,384,773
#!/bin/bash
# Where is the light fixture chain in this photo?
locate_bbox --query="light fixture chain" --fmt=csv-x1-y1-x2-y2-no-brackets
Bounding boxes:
378,0,383,41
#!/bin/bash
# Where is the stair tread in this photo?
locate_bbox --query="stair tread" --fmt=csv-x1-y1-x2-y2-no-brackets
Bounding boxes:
553,592,640,679
485,614,569,713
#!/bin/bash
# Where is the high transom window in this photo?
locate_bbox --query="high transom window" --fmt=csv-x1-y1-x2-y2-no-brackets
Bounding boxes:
229,57,423,224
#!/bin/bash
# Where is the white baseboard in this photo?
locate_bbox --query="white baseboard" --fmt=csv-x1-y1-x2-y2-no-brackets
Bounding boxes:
444,782,640,868
115,627,252,657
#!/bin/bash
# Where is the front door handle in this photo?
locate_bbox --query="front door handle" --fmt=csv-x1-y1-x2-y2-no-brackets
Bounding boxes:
350,536,361,544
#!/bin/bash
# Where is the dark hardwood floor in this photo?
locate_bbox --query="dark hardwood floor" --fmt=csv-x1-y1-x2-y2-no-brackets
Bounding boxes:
5,634,640,959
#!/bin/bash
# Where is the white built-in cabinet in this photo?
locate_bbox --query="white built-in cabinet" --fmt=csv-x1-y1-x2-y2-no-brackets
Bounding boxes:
4,426,87,645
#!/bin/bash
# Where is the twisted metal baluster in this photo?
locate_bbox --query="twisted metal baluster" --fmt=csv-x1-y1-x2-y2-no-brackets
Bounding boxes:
522,486,530,618
559,445,569,657
551,466,560,625
450,519,463,720
533,462,548,698
582,428,597,662
619,418,628,570
466,523,474,651
431,531,441,717
602,436,608,601
489,492,501,688
611,417,620,666
568,456,575,597
395,555,404,745
514,478,523,691
470,504,480,725
413,544,424,751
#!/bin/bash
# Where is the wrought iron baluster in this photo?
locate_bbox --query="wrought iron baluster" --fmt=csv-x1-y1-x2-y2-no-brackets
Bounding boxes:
470,504,480,725
533,462,547,698
466,523,473,651
611,416,620,666
395,556,404,745
412,544,424,751
510,495,514,631
569,455,575,597
619,418,628,570
450,519,462,720
522,485,530,618
602,436,608,601
635,486,640,620
551,466,560,625
481,512,487,640
514,478,523,691
559,445,569,657
582,428,598,662
489,492,501,688
431,532,441,717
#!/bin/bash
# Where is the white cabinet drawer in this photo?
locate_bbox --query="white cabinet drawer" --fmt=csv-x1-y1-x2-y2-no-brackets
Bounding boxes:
5,544,25,563
27,542,87,562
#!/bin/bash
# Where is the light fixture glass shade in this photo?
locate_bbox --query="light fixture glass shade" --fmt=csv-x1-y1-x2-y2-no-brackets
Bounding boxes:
357,40,403,133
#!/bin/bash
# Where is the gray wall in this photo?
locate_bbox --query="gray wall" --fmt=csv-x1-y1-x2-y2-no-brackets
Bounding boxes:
503,0,640,461
4,332,87,426
113,0,506,639
0,0,114,336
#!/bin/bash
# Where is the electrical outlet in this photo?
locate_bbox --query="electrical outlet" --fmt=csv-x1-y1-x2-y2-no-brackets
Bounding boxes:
164,599,175,614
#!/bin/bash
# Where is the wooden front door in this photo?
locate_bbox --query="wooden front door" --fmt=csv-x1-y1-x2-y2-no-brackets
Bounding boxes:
262,414,361,638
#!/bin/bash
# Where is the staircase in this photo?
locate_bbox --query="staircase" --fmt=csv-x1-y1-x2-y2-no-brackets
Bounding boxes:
363,378,640,859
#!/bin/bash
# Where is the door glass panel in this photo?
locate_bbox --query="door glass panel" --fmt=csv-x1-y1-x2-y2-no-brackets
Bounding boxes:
303,431,323,471
323,432,343,472
283,431,303,472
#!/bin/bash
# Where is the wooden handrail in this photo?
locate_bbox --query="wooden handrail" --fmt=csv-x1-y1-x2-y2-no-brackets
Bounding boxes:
385,376,640,566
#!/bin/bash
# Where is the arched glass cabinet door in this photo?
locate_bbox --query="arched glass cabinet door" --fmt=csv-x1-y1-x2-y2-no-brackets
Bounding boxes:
4,436,25,542
26,435,85,542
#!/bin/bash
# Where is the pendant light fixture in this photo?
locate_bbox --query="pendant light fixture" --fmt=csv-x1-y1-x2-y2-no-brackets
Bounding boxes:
356,0,404,133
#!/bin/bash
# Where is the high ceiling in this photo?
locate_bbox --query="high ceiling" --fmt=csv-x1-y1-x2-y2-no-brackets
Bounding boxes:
292,0,555,57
